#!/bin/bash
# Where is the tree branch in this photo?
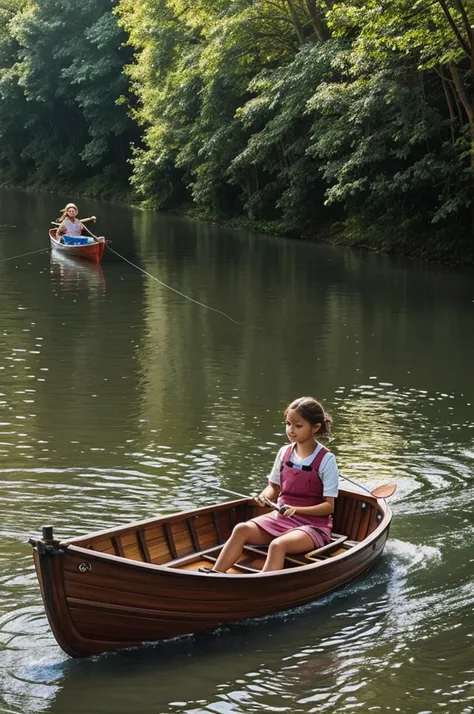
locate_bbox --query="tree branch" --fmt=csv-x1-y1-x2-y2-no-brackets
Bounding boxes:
436,0,471,57
449,61,474,126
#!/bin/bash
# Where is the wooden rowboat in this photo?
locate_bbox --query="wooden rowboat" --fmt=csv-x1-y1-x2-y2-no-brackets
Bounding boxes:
49,228,108,263
29,489,392,658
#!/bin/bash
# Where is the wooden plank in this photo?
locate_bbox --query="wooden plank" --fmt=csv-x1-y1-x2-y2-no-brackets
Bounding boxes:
230,507,238,529
332,494,346,534
120,532,143,561
111,537,125,558
163,524,178,560
284,555,308,566
170,520,194,558
137,531,151,563
356,504,372,541
212,512,223,544
341,498,357,536
243,545,268,557
305,534,347,561
83,537,115,555
349,501,364,541
68,499,248,544
165,545,223,568
214,510,236,542
203,555,259,574
366,508,381,536
143,527,170,564
186,518,200,552
194,513,218,550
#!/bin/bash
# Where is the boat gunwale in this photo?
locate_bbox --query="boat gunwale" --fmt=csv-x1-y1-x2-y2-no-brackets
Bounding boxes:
55,493,392,579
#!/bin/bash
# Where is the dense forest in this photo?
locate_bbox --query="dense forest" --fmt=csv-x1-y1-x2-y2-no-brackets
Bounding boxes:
0,0,472,262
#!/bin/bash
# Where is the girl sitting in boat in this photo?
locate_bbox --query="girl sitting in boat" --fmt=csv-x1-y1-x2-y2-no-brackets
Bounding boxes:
208,396,339,573
56,203,97,241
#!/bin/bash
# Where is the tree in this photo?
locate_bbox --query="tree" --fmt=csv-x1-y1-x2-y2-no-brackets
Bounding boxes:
327,0,473,233
0,0,135,190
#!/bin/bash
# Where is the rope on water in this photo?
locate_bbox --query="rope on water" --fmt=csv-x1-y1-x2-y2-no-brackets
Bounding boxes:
0,247,51,263
106,244,241,325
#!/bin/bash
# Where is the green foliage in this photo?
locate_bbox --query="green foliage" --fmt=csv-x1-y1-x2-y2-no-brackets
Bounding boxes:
313,0,473,245
229,40,343,227
116,0,330,214
116,0,471,251
0,0,472,257
0,0,136,191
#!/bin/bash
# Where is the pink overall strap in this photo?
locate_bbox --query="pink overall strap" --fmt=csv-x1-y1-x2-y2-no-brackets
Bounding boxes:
310,445,329,473
280,445,293,470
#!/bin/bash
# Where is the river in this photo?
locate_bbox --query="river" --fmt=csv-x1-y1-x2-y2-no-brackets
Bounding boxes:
0,187,473,714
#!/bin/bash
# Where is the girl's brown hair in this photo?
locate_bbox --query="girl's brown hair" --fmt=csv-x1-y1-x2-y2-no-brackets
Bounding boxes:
284,396,332,439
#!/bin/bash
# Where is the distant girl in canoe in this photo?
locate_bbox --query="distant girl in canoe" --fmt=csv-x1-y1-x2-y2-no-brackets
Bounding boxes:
56,203,97,241
208,396,339,573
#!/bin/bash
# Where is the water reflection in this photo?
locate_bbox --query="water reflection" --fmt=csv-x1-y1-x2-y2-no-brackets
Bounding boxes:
49,252,105,293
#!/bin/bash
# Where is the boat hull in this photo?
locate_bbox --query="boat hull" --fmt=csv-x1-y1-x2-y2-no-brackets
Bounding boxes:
49,229,106,263
31,491,392,658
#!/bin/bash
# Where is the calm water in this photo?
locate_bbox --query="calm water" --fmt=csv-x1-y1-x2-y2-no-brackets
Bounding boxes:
0,187,473,714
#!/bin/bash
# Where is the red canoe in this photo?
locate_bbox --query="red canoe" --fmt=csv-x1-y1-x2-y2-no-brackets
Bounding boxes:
49,228,108,263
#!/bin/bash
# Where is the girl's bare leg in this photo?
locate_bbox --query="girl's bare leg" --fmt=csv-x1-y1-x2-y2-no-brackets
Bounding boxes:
213,522,273,572
262,530,314,572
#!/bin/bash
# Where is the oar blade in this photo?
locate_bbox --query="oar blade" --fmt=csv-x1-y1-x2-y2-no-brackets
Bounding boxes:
370,483,397,499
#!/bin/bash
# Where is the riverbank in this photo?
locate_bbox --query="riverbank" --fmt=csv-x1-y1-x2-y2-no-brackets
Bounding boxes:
178,206,474,268
3,178,472,267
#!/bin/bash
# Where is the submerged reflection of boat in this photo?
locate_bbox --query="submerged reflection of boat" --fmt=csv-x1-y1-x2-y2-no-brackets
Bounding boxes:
50,250,105,291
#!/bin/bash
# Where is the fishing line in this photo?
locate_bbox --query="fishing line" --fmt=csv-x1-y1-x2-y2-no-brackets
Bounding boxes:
105,244,241,325
0,247,50,263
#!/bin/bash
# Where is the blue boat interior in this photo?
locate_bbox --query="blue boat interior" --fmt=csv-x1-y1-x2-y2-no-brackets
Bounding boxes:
61,235,94,246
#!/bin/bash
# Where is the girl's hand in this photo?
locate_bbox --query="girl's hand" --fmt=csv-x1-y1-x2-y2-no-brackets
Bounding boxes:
253,493,266,507
279,504,297,517
91,216,97,222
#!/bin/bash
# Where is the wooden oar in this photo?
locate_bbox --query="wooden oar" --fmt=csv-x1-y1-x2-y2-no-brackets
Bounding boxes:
208,479,397,506
369,483,397,499
82,224,106,243
206,485,282,513
341,476,397,499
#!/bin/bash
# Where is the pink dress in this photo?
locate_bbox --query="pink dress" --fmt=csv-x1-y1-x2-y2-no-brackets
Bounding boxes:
252,445,333,548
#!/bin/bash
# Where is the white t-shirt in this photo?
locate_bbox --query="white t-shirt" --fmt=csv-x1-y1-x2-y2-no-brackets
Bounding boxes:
60,217,82,236
268,442,339,497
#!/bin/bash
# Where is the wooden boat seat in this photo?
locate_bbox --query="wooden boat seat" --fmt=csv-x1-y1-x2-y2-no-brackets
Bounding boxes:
245,533,349,566
304,533,348,561
164,545,223,568
164,534,351,572
203,555,260,573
